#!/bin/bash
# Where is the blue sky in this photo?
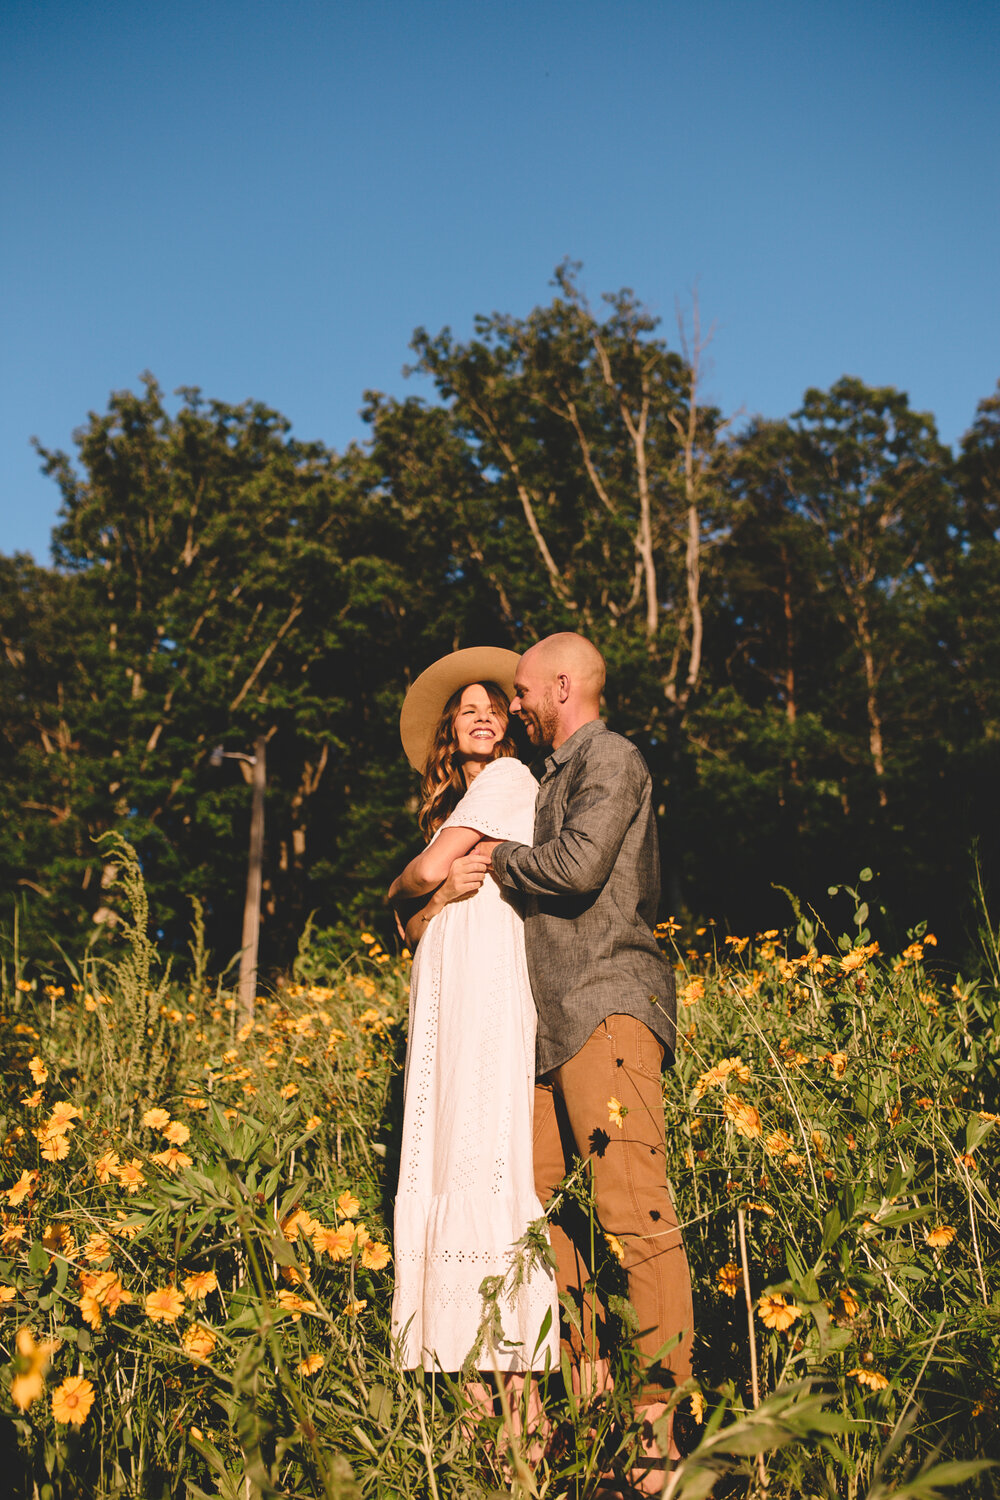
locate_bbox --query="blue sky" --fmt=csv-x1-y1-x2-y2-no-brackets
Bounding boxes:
2,0,998,561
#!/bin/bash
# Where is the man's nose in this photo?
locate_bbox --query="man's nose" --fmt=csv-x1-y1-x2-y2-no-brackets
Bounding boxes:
510,695,522,713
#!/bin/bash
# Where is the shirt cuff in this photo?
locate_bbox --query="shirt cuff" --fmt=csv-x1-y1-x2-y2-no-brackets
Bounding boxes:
491,840,523,884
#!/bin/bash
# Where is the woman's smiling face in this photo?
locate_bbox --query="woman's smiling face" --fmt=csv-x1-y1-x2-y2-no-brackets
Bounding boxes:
452,683,506,763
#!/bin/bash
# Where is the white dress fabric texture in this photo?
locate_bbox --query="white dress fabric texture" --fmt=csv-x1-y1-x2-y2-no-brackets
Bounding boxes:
391,757,560,1373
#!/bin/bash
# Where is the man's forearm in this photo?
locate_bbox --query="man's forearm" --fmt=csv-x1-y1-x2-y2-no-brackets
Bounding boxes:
493,827,618,897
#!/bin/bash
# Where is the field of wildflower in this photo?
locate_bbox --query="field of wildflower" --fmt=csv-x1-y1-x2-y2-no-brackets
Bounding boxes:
2,849,1000,1499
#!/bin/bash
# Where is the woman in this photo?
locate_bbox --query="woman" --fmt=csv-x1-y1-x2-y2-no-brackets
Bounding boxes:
388,646,559,1377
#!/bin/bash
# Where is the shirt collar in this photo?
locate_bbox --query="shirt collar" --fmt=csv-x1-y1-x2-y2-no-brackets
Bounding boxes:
542,718,606,777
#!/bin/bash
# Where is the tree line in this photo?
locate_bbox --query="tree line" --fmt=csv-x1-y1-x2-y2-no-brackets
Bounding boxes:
2,265,998,970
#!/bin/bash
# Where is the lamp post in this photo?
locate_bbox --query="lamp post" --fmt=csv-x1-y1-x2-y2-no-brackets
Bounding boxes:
210,737,266,1023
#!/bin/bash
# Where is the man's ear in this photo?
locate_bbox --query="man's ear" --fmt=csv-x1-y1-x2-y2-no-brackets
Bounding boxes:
555,672,571,703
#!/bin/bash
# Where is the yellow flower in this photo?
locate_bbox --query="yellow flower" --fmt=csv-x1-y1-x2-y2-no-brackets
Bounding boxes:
361,1241,391,1271
723,1096,763,1140
163,1120,191,1146
689,1390,706,1424
142,1107,171,1130
282,1207,320,1242
0,1285,17,1304
279,1083,299,1100
49,1101,81,1129
312,1224,354,1261
678,977,705,1007
22,1089,43,1108
695,1056,751,1099
79,1291,103,1330
298,1352,325,1376
607,1097,627,1130
305,1114,321,1130
94,1150,121,1184
605,1233,626,1264
848,1367,889,1391
828,1052,848,1079
11,1327,59,1409
182,1270,218,1300
145,1287,186,1323
43,1223,75,1259
182,1323,217,1361
40,1133,70,1163
757,1293,801,1331
336,1190,360,1219
51,1376,96,1425
835,1287,860,1318
277,1290,316,1321
841,942,879,972
5,1170,38,1207
116,1158,147,1194
924,1224,956,1248
11,1370,44,1411
80,1269,131,1330
716,1262,741,1298
764,1130,792,1158
360,932,375,944
343,1299,367,1317
82,1233,113,1265
151,1146,194,1173
28,1057,48,1085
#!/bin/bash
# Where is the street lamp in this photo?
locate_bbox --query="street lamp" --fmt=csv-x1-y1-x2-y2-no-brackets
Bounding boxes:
210,738,266,1022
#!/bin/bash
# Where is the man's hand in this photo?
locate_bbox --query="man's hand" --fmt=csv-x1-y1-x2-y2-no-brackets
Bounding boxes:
438,847,492,904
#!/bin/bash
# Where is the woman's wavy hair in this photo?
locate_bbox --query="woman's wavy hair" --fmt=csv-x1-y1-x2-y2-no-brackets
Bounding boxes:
418,680,518,840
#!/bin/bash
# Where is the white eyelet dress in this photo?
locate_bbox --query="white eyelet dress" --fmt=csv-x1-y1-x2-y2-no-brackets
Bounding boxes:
391,757,560,1373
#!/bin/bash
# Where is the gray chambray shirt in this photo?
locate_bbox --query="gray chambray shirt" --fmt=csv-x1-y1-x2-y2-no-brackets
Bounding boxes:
492,719,677,1076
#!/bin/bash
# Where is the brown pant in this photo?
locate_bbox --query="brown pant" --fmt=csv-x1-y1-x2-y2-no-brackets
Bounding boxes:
533,1015,694,1401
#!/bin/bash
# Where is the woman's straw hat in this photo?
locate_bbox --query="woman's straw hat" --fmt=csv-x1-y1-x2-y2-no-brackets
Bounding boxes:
400,646,521,772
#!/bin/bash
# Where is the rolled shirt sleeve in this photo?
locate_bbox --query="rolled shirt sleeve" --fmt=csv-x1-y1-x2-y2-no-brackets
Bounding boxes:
492,750,642,897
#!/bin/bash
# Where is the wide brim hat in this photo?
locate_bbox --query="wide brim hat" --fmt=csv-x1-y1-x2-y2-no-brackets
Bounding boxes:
400,646,521,773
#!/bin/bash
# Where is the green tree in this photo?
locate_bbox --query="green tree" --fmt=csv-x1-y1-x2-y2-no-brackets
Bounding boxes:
4,378,488,962
369,266,730,744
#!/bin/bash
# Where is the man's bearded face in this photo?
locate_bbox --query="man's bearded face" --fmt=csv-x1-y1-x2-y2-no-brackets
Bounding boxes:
510,663,559,747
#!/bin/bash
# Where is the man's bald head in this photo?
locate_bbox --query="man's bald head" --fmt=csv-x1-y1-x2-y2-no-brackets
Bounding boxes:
524,633,606,697
512,633,607,749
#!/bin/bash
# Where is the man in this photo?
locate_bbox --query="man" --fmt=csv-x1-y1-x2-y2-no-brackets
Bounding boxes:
490,631,694,1487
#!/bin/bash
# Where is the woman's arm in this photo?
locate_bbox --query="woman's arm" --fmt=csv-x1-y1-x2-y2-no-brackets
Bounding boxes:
395,845,496,948
388,824,486,902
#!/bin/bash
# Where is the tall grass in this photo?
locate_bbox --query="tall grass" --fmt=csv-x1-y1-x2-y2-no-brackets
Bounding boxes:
1,857,999,1498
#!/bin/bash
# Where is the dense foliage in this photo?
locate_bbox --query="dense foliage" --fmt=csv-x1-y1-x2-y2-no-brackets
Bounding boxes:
2,857,999,1497
2,267,998,966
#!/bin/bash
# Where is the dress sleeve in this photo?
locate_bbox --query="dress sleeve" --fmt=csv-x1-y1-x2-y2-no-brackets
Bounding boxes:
440,759,537,845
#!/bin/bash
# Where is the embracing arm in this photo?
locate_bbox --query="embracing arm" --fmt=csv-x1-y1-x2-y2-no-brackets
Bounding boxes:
492,749,643,898
388,825,486,902
396,844,497,948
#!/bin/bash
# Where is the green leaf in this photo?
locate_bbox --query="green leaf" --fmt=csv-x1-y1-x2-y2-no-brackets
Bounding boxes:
821,1207,843,1252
